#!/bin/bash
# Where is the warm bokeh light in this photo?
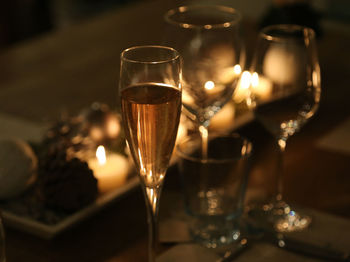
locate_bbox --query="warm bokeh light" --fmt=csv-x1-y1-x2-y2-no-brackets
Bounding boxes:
96,145,106,165
233,64,242,75
204,80,215,90
251,72,259,87
106,115,120,139
241,71,252,89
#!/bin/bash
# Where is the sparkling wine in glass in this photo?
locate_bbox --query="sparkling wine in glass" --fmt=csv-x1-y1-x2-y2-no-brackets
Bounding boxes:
119,46,182,261
164,5,244,157
249,24,321,232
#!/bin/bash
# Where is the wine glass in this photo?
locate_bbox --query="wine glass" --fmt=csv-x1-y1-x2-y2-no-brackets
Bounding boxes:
119,46,182,261
249,24,321,232
164,5,244,156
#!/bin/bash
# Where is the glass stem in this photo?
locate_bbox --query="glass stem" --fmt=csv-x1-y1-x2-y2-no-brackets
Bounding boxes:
276,137,287,202
142,184,163,262
199,124,209,159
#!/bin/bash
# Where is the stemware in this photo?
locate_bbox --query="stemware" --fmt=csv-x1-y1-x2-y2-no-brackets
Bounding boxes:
249,24,321,232
119,46,182,261
164,5,244,156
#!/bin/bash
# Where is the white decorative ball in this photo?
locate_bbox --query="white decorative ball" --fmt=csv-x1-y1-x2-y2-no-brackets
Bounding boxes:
0,138,38,199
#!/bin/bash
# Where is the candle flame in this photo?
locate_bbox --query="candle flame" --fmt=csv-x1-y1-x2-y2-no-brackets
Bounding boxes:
233,64,242,75
251,72,259,87
204,81,215,90
233,71,272,105
241,71,252,89
96,145,107,165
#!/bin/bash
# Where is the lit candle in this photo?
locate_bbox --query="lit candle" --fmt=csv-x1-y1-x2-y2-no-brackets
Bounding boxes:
88,145,129,193
250,72,273,101
233,71,253,103
233,71,272,103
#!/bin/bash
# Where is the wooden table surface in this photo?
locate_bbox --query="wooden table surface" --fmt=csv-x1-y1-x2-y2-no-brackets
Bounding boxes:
0,1,349,261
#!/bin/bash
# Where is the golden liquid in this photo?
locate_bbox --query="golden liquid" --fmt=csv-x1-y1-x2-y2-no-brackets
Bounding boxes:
121,83,181,187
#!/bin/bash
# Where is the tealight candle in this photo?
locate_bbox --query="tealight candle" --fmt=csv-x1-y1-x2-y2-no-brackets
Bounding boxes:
250,72,273,101
88,145,129,193
233,71,272,103
233,71,254,103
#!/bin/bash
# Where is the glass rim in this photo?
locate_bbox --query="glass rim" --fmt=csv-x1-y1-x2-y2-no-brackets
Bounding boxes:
164,5,241,30
120,45,181,64
260,24,316,42
176,133,252,164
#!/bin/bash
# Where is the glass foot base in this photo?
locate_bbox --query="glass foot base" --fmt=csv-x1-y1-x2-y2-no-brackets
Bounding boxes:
247,199,312,233
190,223,241,249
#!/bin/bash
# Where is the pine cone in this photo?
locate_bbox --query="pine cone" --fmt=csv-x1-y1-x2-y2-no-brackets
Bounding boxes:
42,118,95,160
38,153,98,213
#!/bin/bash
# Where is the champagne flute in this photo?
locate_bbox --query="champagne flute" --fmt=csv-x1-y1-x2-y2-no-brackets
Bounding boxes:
249,24,321,232
119,46,182,261
164,5,244,157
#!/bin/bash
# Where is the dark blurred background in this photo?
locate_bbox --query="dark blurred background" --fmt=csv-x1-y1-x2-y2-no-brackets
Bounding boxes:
0,0,349,49
0,0,140,48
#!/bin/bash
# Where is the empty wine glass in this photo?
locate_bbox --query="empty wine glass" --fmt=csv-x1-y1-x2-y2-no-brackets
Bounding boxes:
249,24,321,232
119,46,182,261
164,5,244,156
